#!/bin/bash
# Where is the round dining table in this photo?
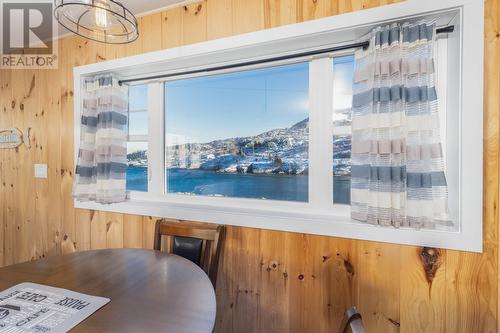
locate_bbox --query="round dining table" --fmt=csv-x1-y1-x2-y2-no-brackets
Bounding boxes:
0,249,216,332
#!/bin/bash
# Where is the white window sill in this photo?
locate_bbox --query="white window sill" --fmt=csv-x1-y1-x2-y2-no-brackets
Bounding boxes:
74,192,473,252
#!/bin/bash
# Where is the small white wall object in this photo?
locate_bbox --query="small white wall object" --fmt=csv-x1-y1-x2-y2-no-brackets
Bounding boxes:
34,164,48,179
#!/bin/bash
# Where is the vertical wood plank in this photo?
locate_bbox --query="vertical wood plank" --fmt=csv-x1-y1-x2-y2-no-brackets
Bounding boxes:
90,211,107,250
214,226,235,332
123,215,143,248
142,216,158,249
207,0,233,39
285,233,311,333
400,247,446,333
321,237,358,330
257,230,290,333
356,242,401,332
445,0,499,331
182,1,208,45
162,7,184,49
59,36,76,254
232,0,265,34
105,212,124,248
34,69,49,259
0,70,4,266
301,0,334,21
45,63,62,257
11,69,36,263
74,209,92,251
230,227,262,333
140,13,164,53
0,69,11,266
4,68,16,266
264,0,298,28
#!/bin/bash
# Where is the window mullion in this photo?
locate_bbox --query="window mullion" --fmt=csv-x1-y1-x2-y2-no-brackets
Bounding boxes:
147,82,165,195
308,57,334,208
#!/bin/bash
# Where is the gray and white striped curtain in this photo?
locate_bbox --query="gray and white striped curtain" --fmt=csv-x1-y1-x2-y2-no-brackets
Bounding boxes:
73,74,129,204
351,22,452,229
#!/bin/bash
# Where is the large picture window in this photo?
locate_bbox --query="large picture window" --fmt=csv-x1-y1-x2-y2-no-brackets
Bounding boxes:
74,0,483,252
164,63,309,201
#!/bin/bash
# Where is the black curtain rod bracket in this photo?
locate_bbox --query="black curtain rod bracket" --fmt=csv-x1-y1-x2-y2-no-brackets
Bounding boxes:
436,25,455,34
119,25,454,85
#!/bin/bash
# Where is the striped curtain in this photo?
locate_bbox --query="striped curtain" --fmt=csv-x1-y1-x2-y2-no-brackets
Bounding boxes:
350,22,452,229
73,74,129,204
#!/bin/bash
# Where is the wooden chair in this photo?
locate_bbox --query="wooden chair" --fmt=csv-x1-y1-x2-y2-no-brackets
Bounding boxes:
338,307,366,333
154,219,225,287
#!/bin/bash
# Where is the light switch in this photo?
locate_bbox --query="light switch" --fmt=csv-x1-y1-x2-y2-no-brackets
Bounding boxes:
34,164,48,179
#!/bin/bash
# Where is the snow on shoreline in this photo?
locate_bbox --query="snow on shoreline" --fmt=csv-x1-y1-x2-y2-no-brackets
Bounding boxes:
127,118,351,176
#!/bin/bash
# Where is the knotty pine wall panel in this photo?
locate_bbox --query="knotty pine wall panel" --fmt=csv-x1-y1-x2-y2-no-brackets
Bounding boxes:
0,0,498,332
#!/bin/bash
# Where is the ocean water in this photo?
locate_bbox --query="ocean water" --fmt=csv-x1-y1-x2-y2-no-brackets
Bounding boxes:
126,167,148,192
126,167,350,204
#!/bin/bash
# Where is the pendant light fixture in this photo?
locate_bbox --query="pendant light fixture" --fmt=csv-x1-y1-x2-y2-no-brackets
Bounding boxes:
54,0,139,44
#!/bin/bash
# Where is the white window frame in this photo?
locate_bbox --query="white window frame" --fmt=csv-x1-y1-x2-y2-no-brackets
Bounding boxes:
73,0,484,252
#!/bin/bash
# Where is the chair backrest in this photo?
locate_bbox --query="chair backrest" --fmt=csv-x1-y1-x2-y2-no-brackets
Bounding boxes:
154,219,225,287
338,307,366,333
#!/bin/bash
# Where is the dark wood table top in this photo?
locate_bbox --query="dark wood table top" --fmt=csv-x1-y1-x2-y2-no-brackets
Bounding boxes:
0,249,216,333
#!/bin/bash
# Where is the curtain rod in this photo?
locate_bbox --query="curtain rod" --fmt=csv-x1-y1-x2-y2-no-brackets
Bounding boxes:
119,25,454,85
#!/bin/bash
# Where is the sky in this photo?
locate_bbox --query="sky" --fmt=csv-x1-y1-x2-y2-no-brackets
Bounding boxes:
333,56,355,111
164,62,310,145
127,56,354,152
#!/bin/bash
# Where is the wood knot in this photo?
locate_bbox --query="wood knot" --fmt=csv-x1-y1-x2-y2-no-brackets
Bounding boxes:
298,274,304,280
419,247,442,286
343,258,354,276
195,4,202,14
388,318,400,327
20,103,24,111
268,261,279,271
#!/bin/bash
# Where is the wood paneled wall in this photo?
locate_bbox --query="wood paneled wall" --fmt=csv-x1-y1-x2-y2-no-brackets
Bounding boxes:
0,0,498,332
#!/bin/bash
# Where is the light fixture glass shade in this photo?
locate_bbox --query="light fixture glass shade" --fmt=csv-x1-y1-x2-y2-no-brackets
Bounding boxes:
54,0,139,44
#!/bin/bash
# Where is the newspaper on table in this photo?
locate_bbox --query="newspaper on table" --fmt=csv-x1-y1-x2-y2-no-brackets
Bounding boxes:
0,283,110,333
